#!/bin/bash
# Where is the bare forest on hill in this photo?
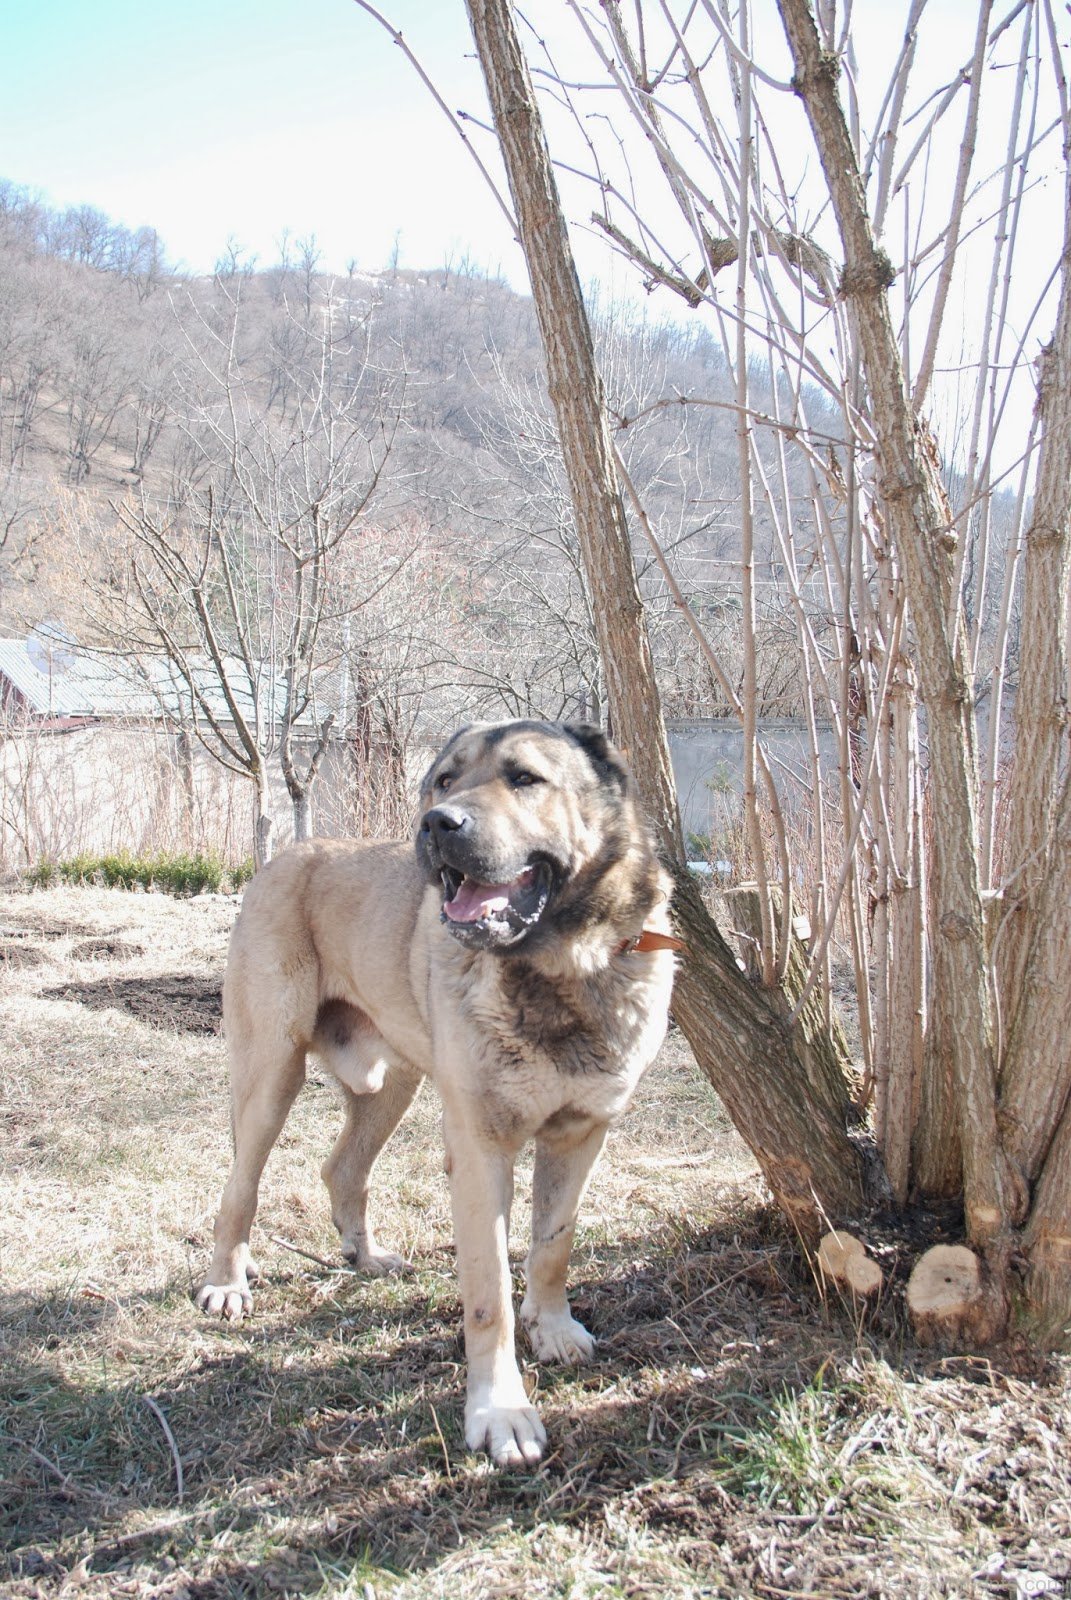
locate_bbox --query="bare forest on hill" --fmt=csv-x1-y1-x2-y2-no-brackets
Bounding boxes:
0,175,1021,747
0,177,852,737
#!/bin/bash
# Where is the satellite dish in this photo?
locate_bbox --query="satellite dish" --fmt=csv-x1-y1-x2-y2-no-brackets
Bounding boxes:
26,622,77,677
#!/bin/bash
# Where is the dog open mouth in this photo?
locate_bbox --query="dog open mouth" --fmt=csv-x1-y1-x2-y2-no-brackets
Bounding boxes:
440,861,552,938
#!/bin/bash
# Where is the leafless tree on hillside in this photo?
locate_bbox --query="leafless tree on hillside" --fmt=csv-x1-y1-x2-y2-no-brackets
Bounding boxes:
95,274,406,863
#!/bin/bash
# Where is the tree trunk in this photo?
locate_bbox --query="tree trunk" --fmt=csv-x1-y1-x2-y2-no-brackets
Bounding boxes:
1021,1104,1071,1341
1001,763,1071,1185
466,0,868,1229
882,673,930,1203
995,160,1071,1033
252,774,273,869
292,789,311,844
177,728,197,848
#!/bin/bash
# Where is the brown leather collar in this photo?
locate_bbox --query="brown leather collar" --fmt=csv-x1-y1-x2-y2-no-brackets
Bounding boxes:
616,929,685,956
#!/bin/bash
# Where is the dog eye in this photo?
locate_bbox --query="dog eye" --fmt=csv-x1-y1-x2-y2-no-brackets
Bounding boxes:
435,773,453,792
510,770,542,788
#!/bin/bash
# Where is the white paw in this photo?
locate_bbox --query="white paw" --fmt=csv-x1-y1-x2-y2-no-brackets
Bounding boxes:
195,1280,253,1321
341,1240,413,1276
521,1304,596,1364
465,1396,547,1468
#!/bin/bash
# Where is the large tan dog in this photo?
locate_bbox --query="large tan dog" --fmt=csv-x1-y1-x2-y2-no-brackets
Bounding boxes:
196,720,677,1466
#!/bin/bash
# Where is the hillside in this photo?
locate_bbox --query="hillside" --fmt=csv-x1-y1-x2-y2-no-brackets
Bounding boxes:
0,179,810,725
0,177,1019,752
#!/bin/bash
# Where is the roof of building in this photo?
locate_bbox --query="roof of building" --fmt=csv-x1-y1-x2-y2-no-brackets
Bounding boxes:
0,638,329,729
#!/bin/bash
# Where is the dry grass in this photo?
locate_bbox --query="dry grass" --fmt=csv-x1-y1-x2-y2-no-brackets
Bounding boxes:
1,884,1069,1600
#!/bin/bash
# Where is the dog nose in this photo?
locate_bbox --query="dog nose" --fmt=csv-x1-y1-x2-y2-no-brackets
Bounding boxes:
422,804,469,838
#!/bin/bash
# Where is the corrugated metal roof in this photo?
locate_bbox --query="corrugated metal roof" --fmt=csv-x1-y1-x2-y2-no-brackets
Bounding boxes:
0,638,151,718
0,640,331,729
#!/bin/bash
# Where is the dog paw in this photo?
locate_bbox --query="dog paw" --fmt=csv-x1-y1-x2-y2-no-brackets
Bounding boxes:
341,1240,413,1276
195,1281,253,1321
521,1305,596,1364
465,1397,547,1468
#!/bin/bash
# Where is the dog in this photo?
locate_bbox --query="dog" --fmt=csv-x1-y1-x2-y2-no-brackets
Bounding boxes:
196,720,678,1466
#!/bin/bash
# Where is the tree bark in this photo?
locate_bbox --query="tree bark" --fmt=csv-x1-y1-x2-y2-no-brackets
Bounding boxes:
879,669,932,1203
1021,1103,1071,1341
1000,762,1071,1181
995,161,1071,1036
466,0,867,1228
292,789,311,844
776,0,1018,1262
252,773,273,869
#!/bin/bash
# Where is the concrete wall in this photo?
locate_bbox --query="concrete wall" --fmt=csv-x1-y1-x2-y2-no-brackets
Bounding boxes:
0,722,362,869
3,714,840,870
667,718,839,850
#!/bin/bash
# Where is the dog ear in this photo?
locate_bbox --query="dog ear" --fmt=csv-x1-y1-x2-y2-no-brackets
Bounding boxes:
562,722,629,794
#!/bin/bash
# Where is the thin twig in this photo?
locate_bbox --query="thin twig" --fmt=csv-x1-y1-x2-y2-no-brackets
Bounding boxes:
23,1441,116,1504
349,0,518,238
141,1395,184,1504
269,1233,359,1274
428,1403,454,1481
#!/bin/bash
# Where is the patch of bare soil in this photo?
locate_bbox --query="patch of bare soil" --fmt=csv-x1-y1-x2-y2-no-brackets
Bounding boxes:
0,883,1068,1600
1,914,146,970
41,972,222,1034
0,942,46,968
0,915,100,970
69,937,146,961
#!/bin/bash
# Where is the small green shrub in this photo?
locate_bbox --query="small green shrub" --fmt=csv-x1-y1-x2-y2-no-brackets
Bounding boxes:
23,851,251,897
97,851,140,890
230,856,255,890
151,853,226,896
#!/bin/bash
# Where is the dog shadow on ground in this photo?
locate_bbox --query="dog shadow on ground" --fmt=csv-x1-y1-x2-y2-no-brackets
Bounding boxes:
0,1210,835,1583
5,1199,1059,1598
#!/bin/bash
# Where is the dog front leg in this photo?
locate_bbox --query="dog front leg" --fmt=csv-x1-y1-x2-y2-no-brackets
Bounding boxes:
443,1113,546,1468
521,1119,608,1364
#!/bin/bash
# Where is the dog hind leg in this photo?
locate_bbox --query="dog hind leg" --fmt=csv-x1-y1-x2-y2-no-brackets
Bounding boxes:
196,1041,306,1321
322,1063,423,1274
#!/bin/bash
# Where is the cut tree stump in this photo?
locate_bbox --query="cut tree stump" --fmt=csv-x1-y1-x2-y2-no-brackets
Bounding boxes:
817,1230,883,1298
906,1244,1007,1348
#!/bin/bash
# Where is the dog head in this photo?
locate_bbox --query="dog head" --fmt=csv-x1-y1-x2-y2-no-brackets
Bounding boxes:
416,720,655,953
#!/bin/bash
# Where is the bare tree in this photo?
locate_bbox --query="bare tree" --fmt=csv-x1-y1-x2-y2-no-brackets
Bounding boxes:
466,0,867,1231
453,0,1071,1339
101,274,404,862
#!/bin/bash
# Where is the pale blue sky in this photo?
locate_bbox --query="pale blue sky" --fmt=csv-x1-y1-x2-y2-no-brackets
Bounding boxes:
0,0,523,279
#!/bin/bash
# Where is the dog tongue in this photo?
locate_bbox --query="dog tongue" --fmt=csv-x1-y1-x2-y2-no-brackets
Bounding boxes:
444,877,514,923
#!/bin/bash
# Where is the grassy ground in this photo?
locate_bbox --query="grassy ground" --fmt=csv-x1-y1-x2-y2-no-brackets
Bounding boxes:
1,885,1068,1600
